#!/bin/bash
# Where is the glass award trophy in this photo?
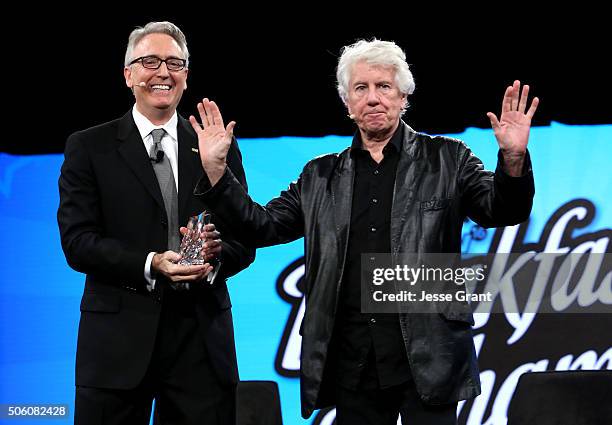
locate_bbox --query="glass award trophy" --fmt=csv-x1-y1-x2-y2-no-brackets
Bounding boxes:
178,212,211,265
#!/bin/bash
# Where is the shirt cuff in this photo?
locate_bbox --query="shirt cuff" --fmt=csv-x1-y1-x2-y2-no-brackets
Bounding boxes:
145,251,156,292
206,261,222,285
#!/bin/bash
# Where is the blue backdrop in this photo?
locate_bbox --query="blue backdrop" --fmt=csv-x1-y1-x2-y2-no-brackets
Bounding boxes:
1,122,610,424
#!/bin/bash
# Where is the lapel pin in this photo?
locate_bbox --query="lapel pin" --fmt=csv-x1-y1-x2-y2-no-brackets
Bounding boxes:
191,148,199,153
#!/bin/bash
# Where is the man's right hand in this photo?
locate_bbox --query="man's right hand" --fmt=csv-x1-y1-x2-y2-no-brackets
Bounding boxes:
151,251,212,282
189,98,236,186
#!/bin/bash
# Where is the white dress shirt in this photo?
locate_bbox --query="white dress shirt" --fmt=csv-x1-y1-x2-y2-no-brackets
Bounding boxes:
132,106,179,289
131,107,219,289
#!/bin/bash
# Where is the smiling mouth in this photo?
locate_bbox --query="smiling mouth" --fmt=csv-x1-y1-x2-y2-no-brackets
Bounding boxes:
150,84,172,92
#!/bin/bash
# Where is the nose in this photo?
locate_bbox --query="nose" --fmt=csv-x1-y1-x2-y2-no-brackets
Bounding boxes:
366,87,380,105
155,61,170,78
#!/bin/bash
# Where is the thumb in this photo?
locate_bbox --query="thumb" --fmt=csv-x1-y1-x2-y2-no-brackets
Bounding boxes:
226,121,236,140
189,115,202,134
487,112,500,132
164,250,182,262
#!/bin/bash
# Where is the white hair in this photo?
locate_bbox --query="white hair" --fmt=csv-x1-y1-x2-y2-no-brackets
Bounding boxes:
124,21,189,68
336,39,415,105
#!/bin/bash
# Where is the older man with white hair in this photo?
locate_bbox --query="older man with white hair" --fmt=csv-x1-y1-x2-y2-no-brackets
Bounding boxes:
193,39,538,424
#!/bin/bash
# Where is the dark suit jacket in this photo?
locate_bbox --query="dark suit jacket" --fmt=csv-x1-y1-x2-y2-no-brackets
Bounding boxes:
58,110,254,389
197,122,535,417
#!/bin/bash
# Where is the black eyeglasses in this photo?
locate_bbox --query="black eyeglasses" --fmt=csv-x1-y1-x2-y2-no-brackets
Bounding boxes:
129,55,187,71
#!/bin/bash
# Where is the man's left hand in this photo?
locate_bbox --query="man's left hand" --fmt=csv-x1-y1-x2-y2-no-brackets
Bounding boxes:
487,80,539,176
179,223,222,263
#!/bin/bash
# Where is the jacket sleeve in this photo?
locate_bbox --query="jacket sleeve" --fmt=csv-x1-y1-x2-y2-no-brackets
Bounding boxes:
211,138,256,279
457,145,535,228
57,132,149,288
195,160,305,248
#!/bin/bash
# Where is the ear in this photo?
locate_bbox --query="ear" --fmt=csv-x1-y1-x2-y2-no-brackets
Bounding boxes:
124,66,133,88
183,68,189,91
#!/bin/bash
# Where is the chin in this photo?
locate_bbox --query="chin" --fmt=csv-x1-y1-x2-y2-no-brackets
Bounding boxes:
152,101,174,110
364,122,390,133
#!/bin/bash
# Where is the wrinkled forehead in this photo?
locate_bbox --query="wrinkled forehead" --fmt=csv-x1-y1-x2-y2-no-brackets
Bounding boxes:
349,60,397,83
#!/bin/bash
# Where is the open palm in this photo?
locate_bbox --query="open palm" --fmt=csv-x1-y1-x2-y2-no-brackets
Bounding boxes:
189,98,235,170
487,80,539,155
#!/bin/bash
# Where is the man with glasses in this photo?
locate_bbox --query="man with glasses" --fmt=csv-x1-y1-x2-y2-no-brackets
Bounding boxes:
58,21,253,425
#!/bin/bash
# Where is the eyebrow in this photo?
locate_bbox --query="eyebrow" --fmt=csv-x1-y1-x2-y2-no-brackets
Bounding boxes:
352,80,394,86
142,54,185,60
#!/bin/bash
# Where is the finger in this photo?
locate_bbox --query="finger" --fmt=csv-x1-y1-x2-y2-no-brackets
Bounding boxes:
179,226,188,236
203,231,221,240
203,246,221,257
487,112,500,132
201,264,214,278
182,264,214,281
199,250,214,261
203,223,216,232
203,237,221,245
510,80,520,111
226,121,236,139
203,254,220,263
197,100,211,127
207,246,222,256
210,101,225,129
188,115,202,134
526,97,540,120
171,272,207,282
163,250,182,263
205,241,221,250
518,84,529,114
202,240,221,252
202,246,218,256
203,99,216,126
167,262,206,275
178,264,208,274
501,85,513,113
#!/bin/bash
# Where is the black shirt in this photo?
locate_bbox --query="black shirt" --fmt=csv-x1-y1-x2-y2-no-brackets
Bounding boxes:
334,123,412,390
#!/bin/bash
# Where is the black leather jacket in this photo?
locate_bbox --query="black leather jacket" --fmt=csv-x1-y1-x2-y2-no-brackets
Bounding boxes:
197,122,534,418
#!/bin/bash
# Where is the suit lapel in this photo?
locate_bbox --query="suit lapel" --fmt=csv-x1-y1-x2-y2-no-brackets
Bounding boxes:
117,111,165,211
391,123,425,250
177,116,201,224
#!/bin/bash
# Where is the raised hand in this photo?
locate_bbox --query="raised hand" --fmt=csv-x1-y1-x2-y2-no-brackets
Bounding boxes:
189,98,236,185
487,80,539,176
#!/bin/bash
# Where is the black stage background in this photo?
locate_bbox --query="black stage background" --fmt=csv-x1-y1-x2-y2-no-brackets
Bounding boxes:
5,12,611,154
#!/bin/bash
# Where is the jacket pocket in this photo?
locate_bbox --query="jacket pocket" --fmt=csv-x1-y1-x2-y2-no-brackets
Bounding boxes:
437,300,474,326
420,197,451,211
80,292,121,313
